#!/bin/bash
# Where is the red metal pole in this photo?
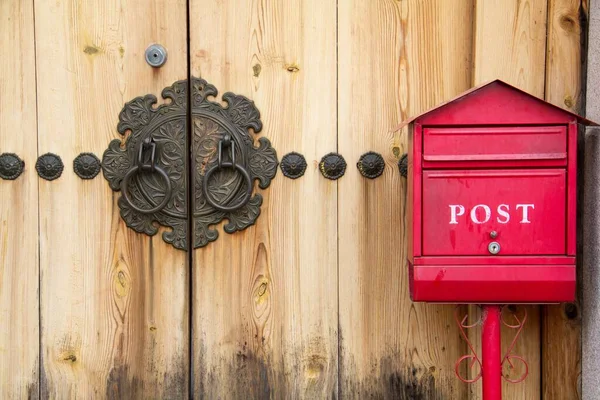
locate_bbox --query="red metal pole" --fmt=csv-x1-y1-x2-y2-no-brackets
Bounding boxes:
482,305,502,400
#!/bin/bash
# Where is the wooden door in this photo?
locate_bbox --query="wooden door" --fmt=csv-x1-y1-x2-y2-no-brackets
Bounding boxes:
189,1,338,397
0,0,587,399
33,0,189,398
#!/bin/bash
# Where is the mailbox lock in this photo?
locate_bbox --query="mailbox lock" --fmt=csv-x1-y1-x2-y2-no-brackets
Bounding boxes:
488,241,501,255
490,231,498,239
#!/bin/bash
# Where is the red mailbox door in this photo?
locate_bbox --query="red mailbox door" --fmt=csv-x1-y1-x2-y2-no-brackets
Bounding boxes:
422,169,566,256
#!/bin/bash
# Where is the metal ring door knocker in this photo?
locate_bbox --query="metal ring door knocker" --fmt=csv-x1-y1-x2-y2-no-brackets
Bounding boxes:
202,134,253,212
121,138,173,214
101,77,278,250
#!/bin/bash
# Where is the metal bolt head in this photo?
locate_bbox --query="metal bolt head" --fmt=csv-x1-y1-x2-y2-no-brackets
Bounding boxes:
488,241,501,255
35,153,64,181
280,152,307,179
319,152,347,180
145,44,167,68
0,153,25,180
73,152,101,180
490,231,498,239
357,151,385,179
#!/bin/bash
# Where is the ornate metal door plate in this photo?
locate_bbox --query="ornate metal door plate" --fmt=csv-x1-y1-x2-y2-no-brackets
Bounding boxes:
101,78,277,250
190,78,277,248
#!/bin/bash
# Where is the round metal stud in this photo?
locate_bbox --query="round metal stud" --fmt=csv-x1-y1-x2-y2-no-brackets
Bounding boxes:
357,151,385,179
280,152,307,179
398,153,408,178
0,153,25,180
73,152,101,180
488,241,501,255
319,152,346,180
490,231,498,239
145,44,167,68
36,153,64,181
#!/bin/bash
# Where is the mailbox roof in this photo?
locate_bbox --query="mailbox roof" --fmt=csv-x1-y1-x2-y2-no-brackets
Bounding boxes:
396,79,598,129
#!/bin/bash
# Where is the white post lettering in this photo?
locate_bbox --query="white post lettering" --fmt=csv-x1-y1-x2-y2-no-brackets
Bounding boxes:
497,204,510,224
516,204,535,223
470,204,491,224
449,205,465,224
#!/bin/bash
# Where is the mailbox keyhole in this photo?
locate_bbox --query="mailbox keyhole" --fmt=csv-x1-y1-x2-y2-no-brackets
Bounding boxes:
488,241,501,255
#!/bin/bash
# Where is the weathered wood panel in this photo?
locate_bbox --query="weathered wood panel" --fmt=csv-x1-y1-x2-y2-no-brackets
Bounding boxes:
473,0,548,398
0,1,39,398
34,0,189,397
190,0,338,397
545,0,587,113
337,1,473,398
543,1,588,398
473,0,548,96
0,0,587,398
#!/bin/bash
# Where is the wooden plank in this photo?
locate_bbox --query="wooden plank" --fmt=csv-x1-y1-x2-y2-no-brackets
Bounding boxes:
34,0,189,397
190,0,338,397
473,0,548,97
338,0,473,398
545,0,587,114
473,1,548,399
543,303,581,399
543,1,587,398
0,1,39,398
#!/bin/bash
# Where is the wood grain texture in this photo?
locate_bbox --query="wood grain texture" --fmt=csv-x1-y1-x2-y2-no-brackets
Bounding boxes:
0,0,584,398
543,303,581,400
474,0,548,96
0,1,39,398
34,0,189,397
338,1,473,398
545,0,587,113
543,2,587,398
190,0,338,397
473,1,548,398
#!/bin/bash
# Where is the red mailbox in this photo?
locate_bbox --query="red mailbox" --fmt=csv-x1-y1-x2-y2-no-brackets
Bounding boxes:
407,80,596,303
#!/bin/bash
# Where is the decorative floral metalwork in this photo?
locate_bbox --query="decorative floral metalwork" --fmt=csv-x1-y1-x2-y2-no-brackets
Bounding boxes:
191,78,277,248
101,77,277,250
500,306,529,383
454,306,483,383
319,152,346,180
454,306,528,385
280,152,307,179
74,153,101,179
102,79,189,250
36,153,63,181
357,151,385,179
0,153,24,180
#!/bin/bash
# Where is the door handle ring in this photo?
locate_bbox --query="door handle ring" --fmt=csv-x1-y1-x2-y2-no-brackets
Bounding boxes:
102,78,277,249
121,164,173,214
203,161,253,212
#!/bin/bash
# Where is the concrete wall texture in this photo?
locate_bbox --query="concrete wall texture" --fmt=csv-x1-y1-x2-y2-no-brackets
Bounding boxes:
583,2,600,399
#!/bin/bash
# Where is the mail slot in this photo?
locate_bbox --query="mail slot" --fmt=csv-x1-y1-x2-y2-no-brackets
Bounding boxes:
406,80,597,303
423,126,567,168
